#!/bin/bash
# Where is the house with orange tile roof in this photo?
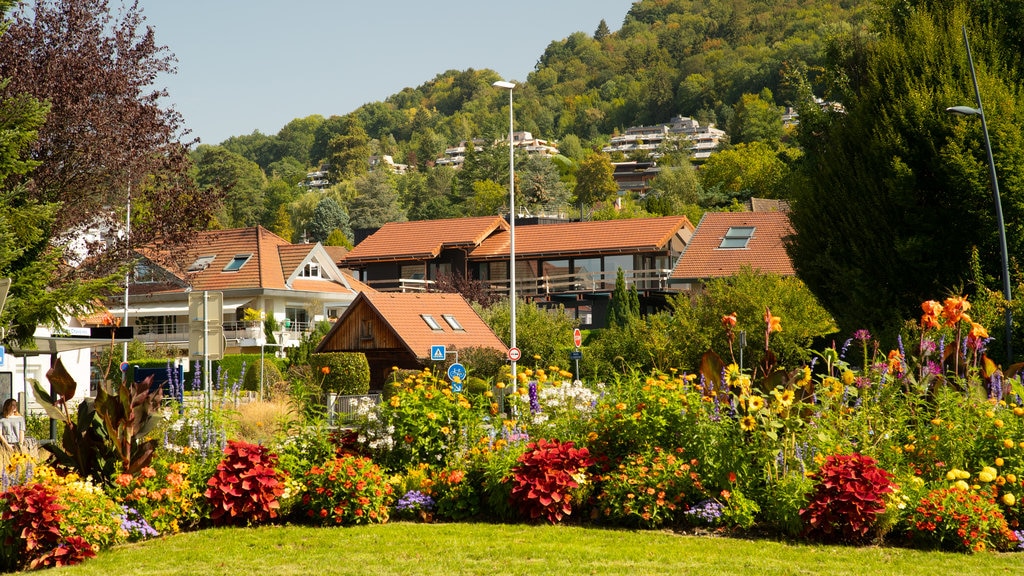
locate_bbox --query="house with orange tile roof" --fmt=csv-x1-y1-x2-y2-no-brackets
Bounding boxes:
669,211,795,289
340,215,694,328
315,291,508,389
105,226,364,353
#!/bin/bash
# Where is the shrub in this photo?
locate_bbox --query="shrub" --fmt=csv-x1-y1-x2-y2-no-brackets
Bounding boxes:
309,352,371,395
0,483,95,570
433,467,481,521
109,460,203,536
596,447,706,529
33,468,125,552
760,472,815,538
241,358,287,393
906,486,1019,552
800,453,895,543
509,438,593,524
204,440,286,526
300,455,393,525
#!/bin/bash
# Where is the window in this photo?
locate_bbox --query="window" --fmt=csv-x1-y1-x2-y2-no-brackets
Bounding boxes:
719,226,755,249
223,254,252,271
360,319,373,339
442,314,463,331
301,262,321,278
421,314,443,330
187,255,216,272
133,262,159,283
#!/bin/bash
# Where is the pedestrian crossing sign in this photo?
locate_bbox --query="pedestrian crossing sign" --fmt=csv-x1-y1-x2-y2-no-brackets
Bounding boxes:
430,345,446,361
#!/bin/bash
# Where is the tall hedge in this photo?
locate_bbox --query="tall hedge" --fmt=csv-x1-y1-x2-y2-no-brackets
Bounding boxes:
309,352,370,395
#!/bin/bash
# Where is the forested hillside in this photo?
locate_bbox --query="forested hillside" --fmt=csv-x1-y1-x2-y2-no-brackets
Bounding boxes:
195,0,871,239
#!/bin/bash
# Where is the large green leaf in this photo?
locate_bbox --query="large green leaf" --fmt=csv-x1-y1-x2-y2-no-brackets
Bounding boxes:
30,379,65,421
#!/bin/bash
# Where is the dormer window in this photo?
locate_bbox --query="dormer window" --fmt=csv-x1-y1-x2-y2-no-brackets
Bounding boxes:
188,255,216,272
719,227,755,249
301,262,322,278
223,254,252,272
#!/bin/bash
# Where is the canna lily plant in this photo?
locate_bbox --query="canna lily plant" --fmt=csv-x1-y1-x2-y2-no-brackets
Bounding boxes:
31,357,163,483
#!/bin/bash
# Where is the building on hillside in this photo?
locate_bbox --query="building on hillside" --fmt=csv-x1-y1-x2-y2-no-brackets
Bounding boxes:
668,210,795,291
315,291,507,390
369,155,409,175
434,132,558,169
103,226,365,353
603,115,727,163
611,160,660,197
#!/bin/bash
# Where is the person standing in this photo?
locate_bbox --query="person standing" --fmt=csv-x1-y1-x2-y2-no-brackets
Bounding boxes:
0,398,25,450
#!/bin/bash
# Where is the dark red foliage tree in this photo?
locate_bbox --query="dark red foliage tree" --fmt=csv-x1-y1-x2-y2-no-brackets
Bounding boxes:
0,0,215,274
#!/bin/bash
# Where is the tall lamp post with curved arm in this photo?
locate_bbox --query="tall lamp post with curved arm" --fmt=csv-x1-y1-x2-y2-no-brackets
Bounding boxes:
946,25,1012,365
493,79,518,393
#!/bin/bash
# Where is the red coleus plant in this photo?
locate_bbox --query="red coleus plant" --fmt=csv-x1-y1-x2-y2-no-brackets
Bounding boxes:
800,453,895,543
205,440,286,526
509,438,594,524
0,482,94,570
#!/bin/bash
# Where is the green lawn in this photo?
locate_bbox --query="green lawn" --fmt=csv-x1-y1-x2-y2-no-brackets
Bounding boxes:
49,523,1023,576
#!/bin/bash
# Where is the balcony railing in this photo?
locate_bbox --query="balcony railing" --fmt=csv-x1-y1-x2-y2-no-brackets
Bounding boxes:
132,320,312,343
364,268,674,297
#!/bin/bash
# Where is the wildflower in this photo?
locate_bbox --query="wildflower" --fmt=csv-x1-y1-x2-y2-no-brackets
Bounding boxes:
748,396,765,412
321,366,331,375
721,312,737,329
969,322,988,340
796,366,812,388
773,389,795,408
887,349,904,376
1003,493,1016,506
739,415,757,431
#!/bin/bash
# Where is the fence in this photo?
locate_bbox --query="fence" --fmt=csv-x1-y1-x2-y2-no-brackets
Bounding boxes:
327,393,381,427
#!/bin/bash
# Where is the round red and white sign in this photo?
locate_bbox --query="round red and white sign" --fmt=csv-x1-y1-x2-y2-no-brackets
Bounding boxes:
508,347,522,361
573,328,582,348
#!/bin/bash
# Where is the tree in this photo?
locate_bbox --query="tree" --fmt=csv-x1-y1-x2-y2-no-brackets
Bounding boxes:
192,145,267,228
728,90,784,146
348,170,406,229
594,19,610,41
573,152,618,208
607,268,639,328
0,0,210,270
307,196,350,244
518,154,570,211
787,3,1024,349
326,116,371,180
698,141,790,206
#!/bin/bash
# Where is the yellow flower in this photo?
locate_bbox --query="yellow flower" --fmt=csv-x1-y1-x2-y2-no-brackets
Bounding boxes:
978,469,996,483
427,412,438,420
994,419,1004,428
774,389,795,408
1003,493,1016,506
1003,439,1015,449
748,396,765,412
841,369,855,386
739,415,757,431
955,480,970,491
995,457,1004,467
389,396,401,407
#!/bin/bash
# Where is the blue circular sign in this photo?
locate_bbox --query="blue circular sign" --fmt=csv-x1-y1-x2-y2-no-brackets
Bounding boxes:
119,361,129,373
447,362,467,383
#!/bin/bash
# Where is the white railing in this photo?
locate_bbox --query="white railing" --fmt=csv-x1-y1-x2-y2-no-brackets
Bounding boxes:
367,267,673,297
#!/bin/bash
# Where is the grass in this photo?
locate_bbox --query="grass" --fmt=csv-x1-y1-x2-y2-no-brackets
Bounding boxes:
49,522,1023,576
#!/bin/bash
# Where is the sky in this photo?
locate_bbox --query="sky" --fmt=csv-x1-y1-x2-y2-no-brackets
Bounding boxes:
138,1,637,146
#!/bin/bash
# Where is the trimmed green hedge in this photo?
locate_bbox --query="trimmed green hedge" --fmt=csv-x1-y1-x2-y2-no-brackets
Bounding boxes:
308,352,370,395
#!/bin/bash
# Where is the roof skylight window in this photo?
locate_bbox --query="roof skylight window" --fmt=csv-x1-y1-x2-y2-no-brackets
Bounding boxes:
187,255,216,272
442,314,464,331
421,314,443,330
719,226,755,249
223,254,252,272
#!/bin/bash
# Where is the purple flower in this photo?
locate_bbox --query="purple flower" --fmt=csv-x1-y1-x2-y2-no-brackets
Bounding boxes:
853,329,871,341
528,380,540,413
684,499,724,525
395,490,435,513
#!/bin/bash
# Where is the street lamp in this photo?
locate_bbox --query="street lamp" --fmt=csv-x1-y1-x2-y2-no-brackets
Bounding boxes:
947,24,1012,365
493,79,517,393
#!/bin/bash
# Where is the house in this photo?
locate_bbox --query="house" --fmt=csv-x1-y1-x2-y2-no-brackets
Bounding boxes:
434,132,558,168
104,226,365,353
612,160,660,197
340,215,695,328
669,211,795,290
603,115,727,163
315,291,508,389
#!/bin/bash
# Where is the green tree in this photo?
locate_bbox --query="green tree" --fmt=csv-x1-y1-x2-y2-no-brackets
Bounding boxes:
517,154,570,211
466,180,507,217
326,116,371,180
192,145,267,228
698,141,790,206
308,196,350,243
348,170,406,229
477,299,578,371
787,3,1024,350
573,152,618,208
607,268,639,329
728,90,784,146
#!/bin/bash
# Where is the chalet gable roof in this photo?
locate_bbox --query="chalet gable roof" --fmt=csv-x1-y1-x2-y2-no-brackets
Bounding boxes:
316,291,507,360
670,211,794,282
342,216,508,265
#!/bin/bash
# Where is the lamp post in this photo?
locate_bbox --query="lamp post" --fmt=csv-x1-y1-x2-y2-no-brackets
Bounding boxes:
947,24,1012,365
493,79,517,393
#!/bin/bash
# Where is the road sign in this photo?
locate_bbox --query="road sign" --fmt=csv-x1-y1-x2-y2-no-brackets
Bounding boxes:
508,347,521,362
447,362,466,382
570,350,582,360
430,345,447,361
573,328,582,348
0,345,4,367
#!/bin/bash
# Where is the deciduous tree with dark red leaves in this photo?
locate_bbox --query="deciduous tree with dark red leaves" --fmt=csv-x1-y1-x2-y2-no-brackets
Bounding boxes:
0,0,215,324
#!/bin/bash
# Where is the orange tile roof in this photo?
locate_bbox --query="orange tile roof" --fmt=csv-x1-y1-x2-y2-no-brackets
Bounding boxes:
137,226,357,296
320,291,507,359
670,211,794,281
341,216,508,264
470,216,694,260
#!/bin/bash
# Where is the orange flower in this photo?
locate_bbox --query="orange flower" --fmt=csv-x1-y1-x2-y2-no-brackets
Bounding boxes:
969,322,988,340
321,366,331,375
764,307,781,334
920,300,942,329
887,349,903,375
941,295,971,325
721,312,737,329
